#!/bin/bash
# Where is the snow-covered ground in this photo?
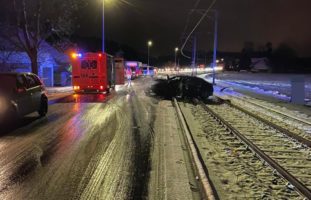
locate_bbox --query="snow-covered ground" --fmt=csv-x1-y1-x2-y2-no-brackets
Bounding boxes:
197,71,311,124
202,72,311,103
46,86,73,94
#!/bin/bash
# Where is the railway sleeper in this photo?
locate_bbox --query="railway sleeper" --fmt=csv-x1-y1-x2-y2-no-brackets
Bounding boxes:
271,156,309,160
259,149,305,154
284,165,311,168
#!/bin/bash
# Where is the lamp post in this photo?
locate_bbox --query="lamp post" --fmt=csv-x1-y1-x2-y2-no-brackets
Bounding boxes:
147,40,153,66
212,10,218,85
175,47,179,67
102,0,105,52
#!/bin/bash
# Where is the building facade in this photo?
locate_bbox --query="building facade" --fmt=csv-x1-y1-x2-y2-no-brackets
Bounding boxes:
0,38,70,87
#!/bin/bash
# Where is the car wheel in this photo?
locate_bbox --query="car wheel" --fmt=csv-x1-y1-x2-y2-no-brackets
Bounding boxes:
201,84,213,101
38,97,48,117
3,106,19,127
176,81,183,98
200,89,208,100
106,88,110,94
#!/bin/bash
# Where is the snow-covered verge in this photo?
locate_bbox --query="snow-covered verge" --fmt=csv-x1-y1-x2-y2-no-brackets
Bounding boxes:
205,72,311,103
46,87,73,101
46,86,73,94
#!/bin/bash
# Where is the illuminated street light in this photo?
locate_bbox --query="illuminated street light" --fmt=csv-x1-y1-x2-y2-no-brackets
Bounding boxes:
147,40,153,66
175,47,179,67
148,40,153,47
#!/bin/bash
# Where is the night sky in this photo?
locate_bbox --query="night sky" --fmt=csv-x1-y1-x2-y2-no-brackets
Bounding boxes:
76,0,311,57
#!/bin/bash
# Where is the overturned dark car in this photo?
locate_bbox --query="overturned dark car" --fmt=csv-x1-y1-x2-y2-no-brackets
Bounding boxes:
151,75,213,101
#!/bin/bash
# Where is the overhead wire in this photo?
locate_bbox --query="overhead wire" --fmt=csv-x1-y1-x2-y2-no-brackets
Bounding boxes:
180,0,217,59
180,0,202,37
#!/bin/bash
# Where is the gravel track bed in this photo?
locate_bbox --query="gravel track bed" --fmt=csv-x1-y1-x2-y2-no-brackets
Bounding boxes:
179,102,301,199
229,97,311,140
207,103,311,194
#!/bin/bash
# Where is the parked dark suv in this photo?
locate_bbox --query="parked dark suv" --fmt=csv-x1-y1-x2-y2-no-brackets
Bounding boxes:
0,72,48,125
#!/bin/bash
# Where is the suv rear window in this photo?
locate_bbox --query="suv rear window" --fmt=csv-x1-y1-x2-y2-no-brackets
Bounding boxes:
31,75,43,86
17,75,27,88
25,74,39,88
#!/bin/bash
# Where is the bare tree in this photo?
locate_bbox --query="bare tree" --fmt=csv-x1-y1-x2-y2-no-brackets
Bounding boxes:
1,0,83,75
0,43,14,65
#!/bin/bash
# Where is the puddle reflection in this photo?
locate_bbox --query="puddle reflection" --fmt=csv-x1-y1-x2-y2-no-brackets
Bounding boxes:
59,93,107,103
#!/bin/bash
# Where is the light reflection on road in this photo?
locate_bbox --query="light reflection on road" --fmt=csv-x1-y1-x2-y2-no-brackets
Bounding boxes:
72,93,107,103
59,113,83,151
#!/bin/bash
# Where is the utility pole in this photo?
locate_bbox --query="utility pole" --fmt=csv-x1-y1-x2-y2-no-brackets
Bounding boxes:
102,0,105,52
147,40,153,66
175,47,179,68
212,10,218,85
192,34,197,76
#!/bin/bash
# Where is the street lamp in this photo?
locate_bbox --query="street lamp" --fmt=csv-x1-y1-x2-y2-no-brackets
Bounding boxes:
174,47,179,67
147,40,153,66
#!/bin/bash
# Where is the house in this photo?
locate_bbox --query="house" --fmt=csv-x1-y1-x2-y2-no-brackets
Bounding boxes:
0,36,71,87
250,57,271,72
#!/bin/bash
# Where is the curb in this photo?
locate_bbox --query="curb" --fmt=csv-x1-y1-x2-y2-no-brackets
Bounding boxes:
173,98,216,200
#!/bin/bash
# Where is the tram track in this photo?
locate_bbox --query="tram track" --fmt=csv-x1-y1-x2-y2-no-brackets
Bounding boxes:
221,98,311,148
234,96,311,126
174,97,311,199
199,98,311,199
217,93,311,141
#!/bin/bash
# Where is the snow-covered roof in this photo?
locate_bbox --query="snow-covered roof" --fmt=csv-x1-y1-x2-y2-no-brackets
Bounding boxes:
251,57,271,70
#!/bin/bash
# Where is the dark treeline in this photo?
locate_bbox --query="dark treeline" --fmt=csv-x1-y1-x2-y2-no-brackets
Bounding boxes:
238,42,311,73
65,36,311,73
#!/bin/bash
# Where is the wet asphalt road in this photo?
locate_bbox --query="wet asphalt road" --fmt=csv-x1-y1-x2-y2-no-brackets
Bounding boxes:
0,79,156,200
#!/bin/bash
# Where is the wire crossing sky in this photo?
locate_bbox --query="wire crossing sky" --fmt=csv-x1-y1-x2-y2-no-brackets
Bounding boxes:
7,0,305,57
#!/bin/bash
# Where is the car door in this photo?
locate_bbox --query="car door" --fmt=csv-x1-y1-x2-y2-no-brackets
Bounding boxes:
186,77,201,97
168,76,182,97
26,74,42,111
15,74,33,115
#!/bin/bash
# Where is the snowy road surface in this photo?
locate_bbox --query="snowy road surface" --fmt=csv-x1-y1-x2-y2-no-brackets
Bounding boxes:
0,77,197,200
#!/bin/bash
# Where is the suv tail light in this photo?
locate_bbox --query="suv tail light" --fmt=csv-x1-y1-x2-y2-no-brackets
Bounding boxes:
16,87,26,93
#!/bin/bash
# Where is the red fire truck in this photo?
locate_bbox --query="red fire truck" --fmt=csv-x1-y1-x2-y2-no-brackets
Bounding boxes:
71,52,115,93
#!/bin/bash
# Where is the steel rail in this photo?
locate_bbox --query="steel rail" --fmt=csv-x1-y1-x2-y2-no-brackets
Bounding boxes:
173,98,217,200
232,95,311,127
219,98,311,148
198,100,311,199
